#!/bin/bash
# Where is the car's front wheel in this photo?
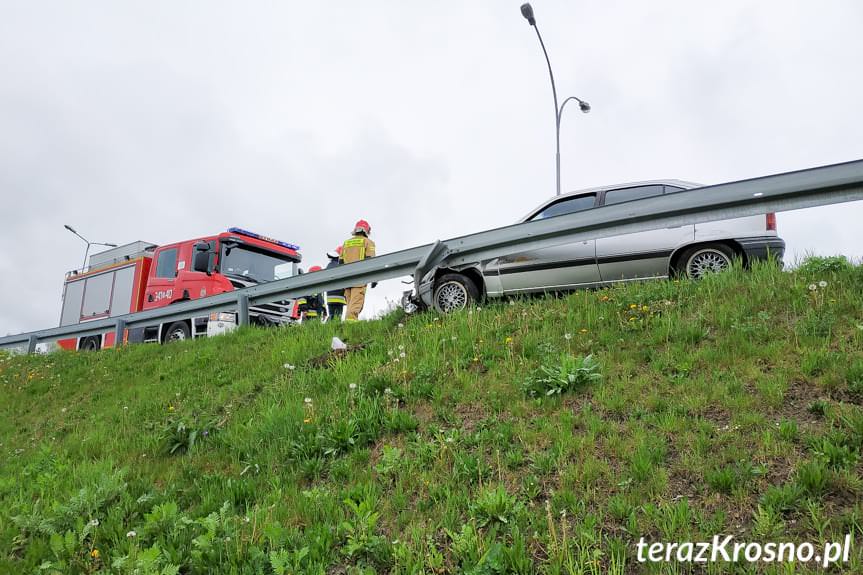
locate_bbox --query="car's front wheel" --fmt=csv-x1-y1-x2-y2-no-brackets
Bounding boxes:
678,244,735,279
433,273,479,313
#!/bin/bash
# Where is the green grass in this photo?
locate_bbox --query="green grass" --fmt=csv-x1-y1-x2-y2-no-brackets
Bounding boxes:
1,259,863,574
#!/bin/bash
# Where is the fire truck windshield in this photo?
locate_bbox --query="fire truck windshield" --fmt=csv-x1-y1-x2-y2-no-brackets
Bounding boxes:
220,243,296,283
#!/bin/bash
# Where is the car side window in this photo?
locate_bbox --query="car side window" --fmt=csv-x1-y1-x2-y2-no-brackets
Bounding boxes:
602,185,665,206
530,193,597,220
155,248,178,278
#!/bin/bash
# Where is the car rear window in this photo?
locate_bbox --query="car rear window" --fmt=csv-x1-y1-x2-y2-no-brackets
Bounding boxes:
530,193,597,220
603,185,665,206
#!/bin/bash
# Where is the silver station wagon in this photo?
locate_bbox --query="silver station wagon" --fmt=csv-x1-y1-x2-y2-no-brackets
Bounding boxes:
410,180,785,313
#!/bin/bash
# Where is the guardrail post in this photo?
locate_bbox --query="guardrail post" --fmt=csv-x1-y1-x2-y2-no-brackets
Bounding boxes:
27,334,38,354
114,319,126,346
237,293,250,327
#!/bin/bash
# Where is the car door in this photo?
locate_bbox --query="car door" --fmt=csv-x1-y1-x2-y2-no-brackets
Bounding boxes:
491,193,601,294
596,185,694,282
142,246,180,309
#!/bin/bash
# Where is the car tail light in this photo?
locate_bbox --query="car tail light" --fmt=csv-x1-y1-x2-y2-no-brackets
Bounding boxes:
766,212,776,231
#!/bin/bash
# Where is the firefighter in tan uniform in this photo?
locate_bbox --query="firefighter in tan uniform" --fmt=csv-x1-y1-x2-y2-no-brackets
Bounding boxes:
340,219,376,321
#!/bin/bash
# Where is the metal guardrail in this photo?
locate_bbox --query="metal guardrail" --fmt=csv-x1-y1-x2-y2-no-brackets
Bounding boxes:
2,158,863,353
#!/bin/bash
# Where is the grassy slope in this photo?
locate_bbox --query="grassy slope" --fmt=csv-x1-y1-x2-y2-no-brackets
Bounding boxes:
1,261,862,574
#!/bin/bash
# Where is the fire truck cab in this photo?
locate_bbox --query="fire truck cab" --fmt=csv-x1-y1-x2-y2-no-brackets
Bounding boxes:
58,228,302,350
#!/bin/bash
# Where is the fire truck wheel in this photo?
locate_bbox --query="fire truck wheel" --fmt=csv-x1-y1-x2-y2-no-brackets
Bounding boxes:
164,321,191,343
80,336,101,351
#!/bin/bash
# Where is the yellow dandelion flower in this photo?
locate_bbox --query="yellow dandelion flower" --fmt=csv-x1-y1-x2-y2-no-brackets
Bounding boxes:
642,305,649,312
579,328,588,334
629,304,637,310
90,549,100,559
505,337,513,345
168,405,175,412
628,316,636,322
601,295,610,302
303,418,312,424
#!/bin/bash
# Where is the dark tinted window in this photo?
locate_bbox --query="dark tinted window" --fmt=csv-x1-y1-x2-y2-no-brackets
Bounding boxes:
221,244,297,283
155,248,178,278
530,194,596,220
603,185,664,206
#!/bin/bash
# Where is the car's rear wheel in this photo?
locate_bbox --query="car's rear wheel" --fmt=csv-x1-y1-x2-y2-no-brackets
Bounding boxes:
163,321,191,343
678,244,735,279
433,273,479,313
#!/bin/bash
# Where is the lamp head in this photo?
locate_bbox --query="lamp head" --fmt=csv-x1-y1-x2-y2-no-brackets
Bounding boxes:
579,100,591,113
520,3,536,26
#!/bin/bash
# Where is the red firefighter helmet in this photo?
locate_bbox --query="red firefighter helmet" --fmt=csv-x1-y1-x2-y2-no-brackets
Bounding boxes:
308,265,322,272
353,219,371,235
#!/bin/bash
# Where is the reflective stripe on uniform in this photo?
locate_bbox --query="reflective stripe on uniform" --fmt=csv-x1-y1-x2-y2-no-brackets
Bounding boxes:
326,295,347,304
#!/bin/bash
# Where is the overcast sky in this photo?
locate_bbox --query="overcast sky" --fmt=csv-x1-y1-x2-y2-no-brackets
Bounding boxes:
1,1,862,335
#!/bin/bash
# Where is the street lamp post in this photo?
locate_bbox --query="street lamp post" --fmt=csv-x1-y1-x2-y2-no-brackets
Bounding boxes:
64,225,117,271
520,3,590,196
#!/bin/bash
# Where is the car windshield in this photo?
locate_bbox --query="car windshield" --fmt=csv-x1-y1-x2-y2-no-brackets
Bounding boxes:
220,243,296,283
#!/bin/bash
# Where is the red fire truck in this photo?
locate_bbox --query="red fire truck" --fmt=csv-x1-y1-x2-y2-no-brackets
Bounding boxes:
57,228,302,350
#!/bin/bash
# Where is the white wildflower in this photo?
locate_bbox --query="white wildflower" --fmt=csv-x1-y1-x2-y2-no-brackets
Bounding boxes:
398,344,405,351
88,519,99,527
397,323,404,329
808,284,817,291
349,383,357,391
126,530,137,538
283,363,295,370
564,333,572,340
818,280,828,288
304,397,312,404
399,351,406,358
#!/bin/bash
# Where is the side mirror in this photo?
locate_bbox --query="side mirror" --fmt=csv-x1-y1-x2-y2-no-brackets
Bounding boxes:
192,242,214,274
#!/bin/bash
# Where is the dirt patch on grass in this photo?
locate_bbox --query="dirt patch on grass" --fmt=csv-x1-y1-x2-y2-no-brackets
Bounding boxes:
454,402,487,433
777,379,829,427
411,402,435,427
305,344,366,369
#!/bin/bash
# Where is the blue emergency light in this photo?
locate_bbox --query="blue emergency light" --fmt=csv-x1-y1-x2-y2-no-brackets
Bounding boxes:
227,227,301,252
